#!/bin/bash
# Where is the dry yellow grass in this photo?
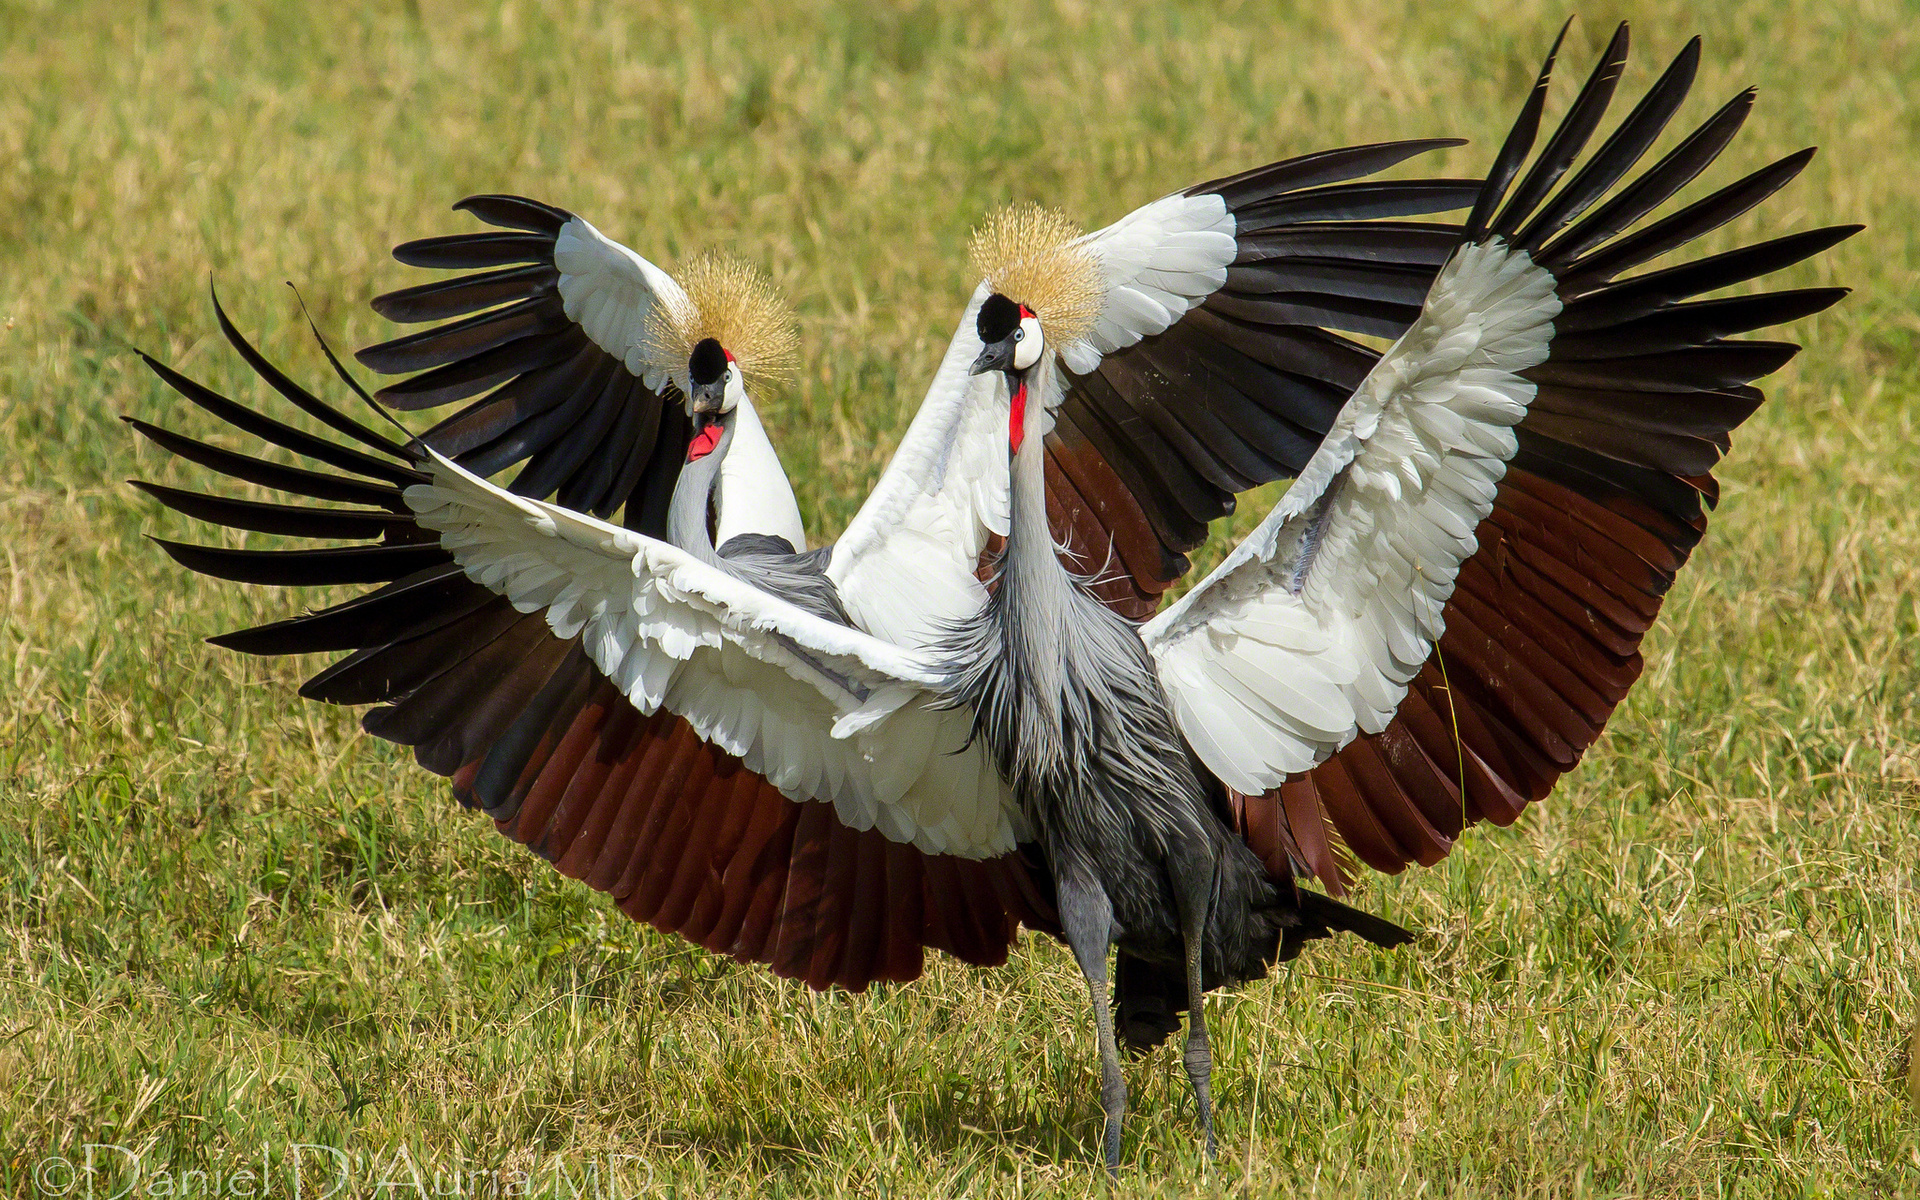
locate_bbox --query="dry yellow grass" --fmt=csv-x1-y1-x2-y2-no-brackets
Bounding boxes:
1,0,1916,1195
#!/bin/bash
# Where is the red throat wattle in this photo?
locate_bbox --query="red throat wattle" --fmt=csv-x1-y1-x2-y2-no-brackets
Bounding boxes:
687,424,723,462
1008,380,1028,453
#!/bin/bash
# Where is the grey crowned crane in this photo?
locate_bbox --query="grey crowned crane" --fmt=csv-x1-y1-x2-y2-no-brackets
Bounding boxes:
870,25,1853,1164
132,22,1854,1171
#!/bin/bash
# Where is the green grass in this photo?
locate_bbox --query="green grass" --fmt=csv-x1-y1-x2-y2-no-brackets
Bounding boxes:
2,0,1917,1194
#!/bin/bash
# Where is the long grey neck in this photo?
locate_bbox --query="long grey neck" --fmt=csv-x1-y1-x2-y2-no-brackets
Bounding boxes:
1004,406,1068,642
990,366,1077,768
668,421,734,567
1002,362,1070,616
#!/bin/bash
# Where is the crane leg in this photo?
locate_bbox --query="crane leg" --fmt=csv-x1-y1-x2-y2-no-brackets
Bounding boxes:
1057,870,1126,1176
1176,871,1217,1161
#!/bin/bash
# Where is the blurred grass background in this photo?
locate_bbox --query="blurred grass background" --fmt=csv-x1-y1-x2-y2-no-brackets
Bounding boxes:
1,0,1916,1194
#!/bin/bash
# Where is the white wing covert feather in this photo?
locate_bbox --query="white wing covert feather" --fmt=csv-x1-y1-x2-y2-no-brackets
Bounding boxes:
406,451,1026,857
551,216,691,394
1143,241,1561,794
1061,192,1237,374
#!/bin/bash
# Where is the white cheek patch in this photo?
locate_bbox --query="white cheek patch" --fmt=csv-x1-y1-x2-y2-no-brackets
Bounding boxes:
1012,316,1044,370
723,367,746,412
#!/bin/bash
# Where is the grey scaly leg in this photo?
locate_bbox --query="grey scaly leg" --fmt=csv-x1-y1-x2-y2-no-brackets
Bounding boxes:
1057,867,1126,1175
1177,863,1217,1160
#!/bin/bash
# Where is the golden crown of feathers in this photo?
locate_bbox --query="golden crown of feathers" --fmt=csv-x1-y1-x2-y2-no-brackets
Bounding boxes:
645,254,799,391
967,203,1104,347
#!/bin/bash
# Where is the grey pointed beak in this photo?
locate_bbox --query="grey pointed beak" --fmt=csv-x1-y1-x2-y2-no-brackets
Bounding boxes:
689,380,727,415
970,338,1016,377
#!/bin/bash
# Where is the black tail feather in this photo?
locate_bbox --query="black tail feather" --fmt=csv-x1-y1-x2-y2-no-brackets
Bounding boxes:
1295,889,1414,949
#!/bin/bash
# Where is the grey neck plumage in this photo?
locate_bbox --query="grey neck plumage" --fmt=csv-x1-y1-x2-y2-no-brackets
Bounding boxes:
668,421,735,569
665,417,851,625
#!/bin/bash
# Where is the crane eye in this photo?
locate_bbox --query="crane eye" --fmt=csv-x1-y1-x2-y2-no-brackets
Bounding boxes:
1013,329,1025,342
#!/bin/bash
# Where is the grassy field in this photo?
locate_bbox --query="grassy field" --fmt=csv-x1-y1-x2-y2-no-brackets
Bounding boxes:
2,0,1916,1194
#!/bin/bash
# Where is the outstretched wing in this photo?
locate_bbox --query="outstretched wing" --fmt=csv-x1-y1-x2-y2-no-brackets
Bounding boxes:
354,195,805,550
132,307,1053,990
408,451,1025,858
1143,25,1857,886
1145,240,1559,790
829,143,1483,639
1047,143,1486,618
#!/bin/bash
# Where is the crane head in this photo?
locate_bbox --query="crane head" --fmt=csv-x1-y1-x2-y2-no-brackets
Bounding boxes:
971,293,1047,453
969,293,1044,377
686,336,742,462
